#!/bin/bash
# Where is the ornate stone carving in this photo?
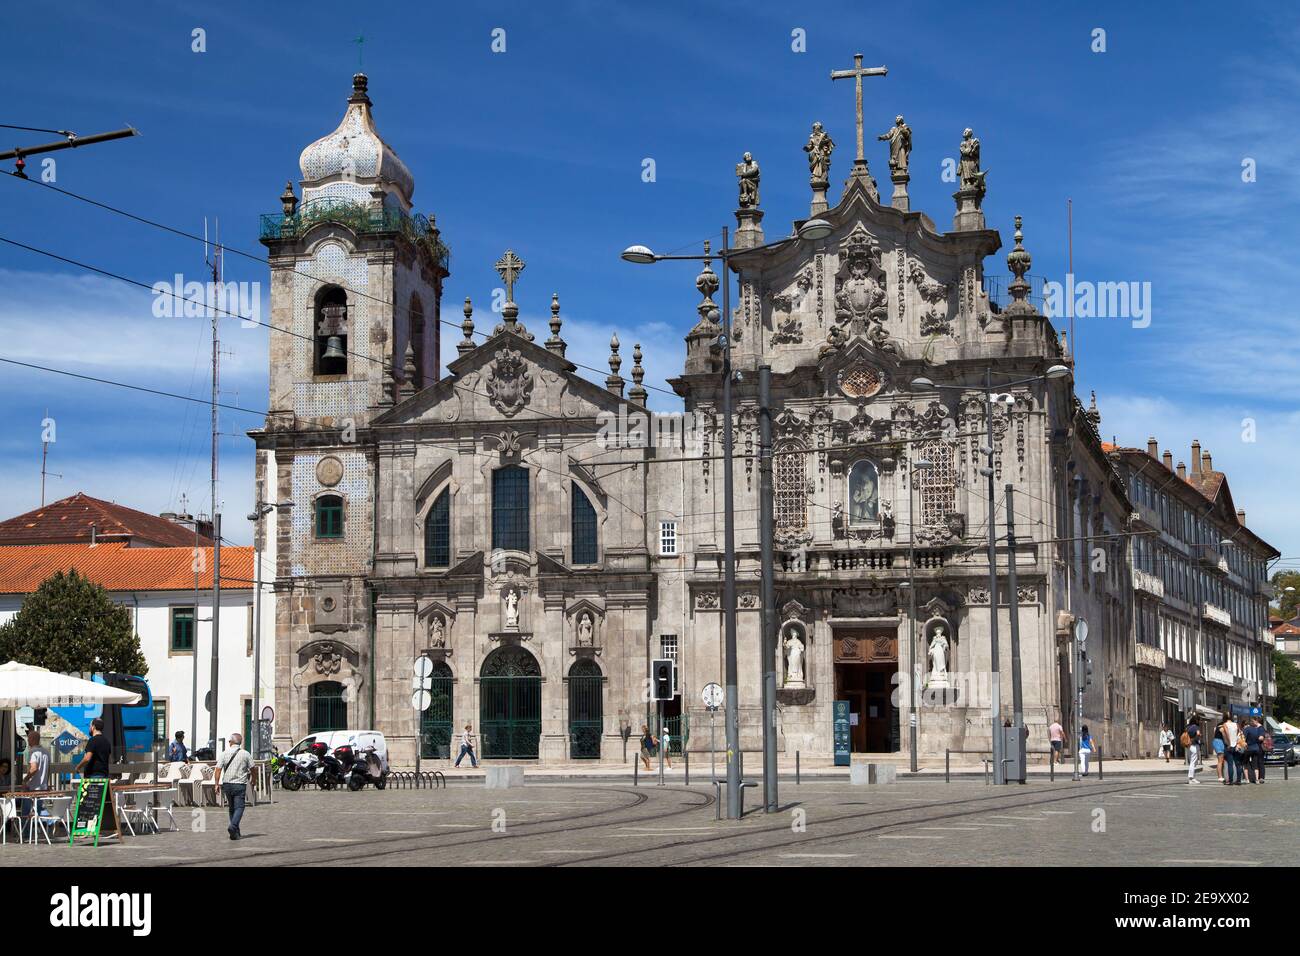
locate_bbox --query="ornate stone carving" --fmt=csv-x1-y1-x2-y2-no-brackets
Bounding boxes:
487,428,523,459
316,455,343,487
312,643,342,675
485,347,533,417
967,585,990,605
770,291,801,344
781,599,812,624
804,121,834,184
738,591,760,609
877,115,911,174
696,591,719,610
735,152,760,208
837,362,884,399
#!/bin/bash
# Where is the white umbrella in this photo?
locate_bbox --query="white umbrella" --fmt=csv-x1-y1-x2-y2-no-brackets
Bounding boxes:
0,661,141,794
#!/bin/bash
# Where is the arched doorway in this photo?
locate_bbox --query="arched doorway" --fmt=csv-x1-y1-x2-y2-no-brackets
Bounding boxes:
568,659,603,759
308,681,347,733
479,645,542,759
420,662,454,759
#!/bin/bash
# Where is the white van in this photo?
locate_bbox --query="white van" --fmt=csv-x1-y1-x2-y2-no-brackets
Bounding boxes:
286,729,389,774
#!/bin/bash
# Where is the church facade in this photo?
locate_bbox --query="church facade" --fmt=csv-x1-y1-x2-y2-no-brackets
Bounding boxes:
257,71,1174,766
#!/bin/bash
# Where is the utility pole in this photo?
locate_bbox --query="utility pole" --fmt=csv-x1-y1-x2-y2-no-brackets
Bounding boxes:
0,125,138,178
720,225,741,821
758,364,777,812
207,222,223,751
981,368,1005,785
1005,484,1026,783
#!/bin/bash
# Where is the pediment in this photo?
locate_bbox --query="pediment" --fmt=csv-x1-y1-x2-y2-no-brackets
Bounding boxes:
374,330,645,428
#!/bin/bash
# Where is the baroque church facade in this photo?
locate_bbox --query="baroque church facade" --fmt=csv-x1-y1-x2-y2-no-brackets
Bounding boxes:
257,72,1139,766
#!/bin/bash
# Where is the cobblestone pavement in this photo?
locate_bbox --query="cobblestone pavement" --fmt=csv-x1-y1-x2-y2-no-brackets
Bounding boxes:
7,775,1296,866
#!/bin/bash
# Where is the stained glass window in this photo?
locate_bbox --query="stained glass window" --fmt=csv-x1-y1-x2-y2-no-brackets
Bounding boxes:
425,488,450,567
492,465,530,552
572,483,598,565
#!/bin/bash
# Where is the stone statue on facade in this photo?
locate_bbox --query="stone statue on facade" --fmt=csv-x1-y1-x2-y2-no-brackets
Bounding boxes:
577,612,593,647
804,122,835,183
958,128,987,195
878,115,911,174
927,625,950,687
783,627,806,688
735,152,760,208
429,615,446,648
504,589,520,631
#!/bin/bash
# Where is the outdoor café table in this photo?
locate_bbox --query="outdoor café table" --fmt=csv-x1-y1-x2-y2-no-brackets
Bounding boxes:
1,789,72,844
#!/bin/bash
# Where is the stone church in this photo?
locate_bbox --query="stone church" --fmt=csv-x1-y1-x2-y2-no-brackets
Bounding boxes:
256,72,1134,766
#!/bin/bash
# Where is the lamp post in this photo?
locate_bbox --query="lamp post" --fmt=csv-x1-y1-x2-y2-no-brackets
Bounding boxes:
248,492,293,759
622,219,833,819
905,458,933,774
911,364,1069,784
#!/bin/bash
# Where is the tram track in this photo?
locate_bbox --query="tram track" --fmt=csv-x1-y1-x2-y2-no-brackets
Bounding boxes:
543,778,1190,867
167,785,712,868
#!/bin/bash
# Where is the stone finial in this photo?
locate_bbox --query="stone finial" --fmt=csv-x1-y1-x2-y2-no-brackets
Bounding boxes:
1086,390,1100,427
606,334,624,397
349,72,371,105
399,341,417,399
545,292,567,356
280,181,298,217
458,297,476,355
695,241,720,326
1003,215,1037,316
628,343,648,405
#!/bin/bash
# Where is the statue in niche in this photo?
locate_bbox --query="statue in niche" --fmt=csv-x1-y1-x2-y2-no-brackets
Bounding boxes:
783,625,806,688
504,589,520,631
927,625,950,687
429,615,446,648
577,612,594,647
735,152,760,208
848,460,879,523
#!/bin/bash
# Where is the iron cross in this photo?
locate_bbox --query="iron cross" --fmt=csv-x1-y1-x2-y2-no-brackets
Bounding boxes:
830,53,888,164
354,34,365,70
495,249,526,303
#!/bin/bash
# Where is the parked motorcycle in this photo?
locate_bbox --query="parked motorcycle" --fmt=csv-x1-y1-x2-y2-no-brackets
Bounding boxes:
338,744,386,791
275,749,314,792
309,740,345,790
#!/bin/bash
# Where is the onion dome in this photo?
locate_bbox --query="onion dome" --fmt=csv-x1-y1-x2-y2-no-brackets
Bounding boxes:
298,73,415,210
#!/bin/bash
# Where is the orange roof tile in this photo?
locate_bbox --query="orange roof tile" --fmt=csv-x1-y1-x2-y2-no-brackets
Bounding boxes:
0,542,252,594
0,493,214,548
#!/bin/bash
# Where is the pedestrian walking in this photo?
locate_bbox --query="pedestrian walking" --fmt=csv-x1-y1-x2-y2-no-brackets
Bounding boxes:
639,724,659,771
1048,719,1065,766
213,732,253,840
1159,724,1174,763
1221,714,1241,785
1183,716,1201,784
454,724,478,768
1079,725,1095,776
1243,716,1266,784
1212,716,1227,782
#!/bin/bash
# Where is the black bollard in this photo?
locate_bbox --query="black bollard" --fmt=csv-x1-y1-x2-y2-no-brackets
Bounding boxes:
796,750,801,785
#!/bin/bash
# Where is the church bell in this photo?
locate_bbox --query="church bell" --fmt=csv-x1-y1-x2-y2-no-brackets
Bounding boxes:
321,336,346,361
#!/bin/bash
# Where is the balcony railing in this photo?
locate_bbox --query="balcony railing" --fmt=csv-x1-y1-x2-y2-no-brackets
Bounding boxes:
1135,643,1166,671
1202,603,1231,628
260,199,450,270
1133,568,1164,598
1203,664,1234,687
1196,544,1229,575
1261,628,1275,647
1133,502,1162,531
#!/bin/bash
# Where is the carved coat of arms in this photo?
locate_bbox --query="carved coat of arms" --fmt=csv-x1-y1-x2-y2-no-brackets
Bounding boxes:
486,347,533,417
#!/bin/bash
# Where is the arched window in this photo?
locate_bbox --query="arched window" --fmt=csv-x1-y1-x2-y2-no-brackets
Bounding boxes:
774,442,808,535
917,439,955,526
409,292,425,391
492,465,530,552
308,681,347,732
424,488,450,567
315,494,344,538
571,483,598,565
314,285,348,375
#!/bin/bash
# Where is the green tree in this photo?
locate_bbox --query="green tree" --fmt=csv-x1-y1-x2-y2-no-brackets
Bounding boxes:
1274,650,1300,724
1269,570,1300,621
0,569,147,675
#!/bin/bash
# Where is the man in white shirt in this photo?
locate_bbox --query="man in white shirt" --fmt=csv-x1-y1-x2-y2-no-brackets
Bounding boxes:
213,732,254,839
1222,717,1241,785
454,724,478,768
19,729,51,817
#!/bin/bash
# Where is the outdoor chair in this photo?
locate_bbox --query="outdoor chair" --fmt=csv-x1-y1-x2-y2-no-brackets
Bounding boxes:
178,764,207,806
198,765,219,807
151,788,179,831
27,797,70,845
0,796,17,845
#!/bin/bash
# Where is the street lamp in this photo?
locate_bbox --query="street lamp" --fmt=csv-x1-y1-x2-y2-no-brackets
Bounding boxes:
621,222,828,819
910,364,1070,784
906,458,933,774
248,494,293,759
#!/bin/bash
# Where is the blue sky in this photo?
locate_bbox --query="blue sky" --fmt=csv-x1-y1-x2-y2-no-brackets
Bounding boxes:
1,0,1297,561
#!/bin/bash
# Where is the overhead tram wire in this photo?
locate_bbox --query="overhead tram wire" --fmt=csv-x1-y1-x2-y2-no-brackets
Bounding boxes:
4,175,684,400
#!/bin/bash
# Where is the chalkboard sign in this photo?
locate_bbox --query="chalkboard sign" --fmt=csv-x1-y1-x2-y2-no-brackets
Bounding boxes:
68,778,120,846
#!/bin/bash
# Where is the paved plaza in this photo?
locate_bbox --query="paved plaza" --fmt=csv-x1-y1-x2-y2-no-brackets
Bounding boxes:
9,771,1296,867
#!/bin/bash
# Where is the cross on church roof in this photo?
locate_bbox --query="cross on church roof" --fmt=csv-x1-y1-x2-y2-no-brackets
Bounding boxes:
830,53,888,165
496,249,525,303
353,34,365,70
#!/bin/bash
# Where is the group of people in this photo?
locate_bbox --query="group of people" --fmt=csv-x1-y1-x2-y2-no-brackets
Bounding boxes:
1171,713,1271,785
1046,719,1101,775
